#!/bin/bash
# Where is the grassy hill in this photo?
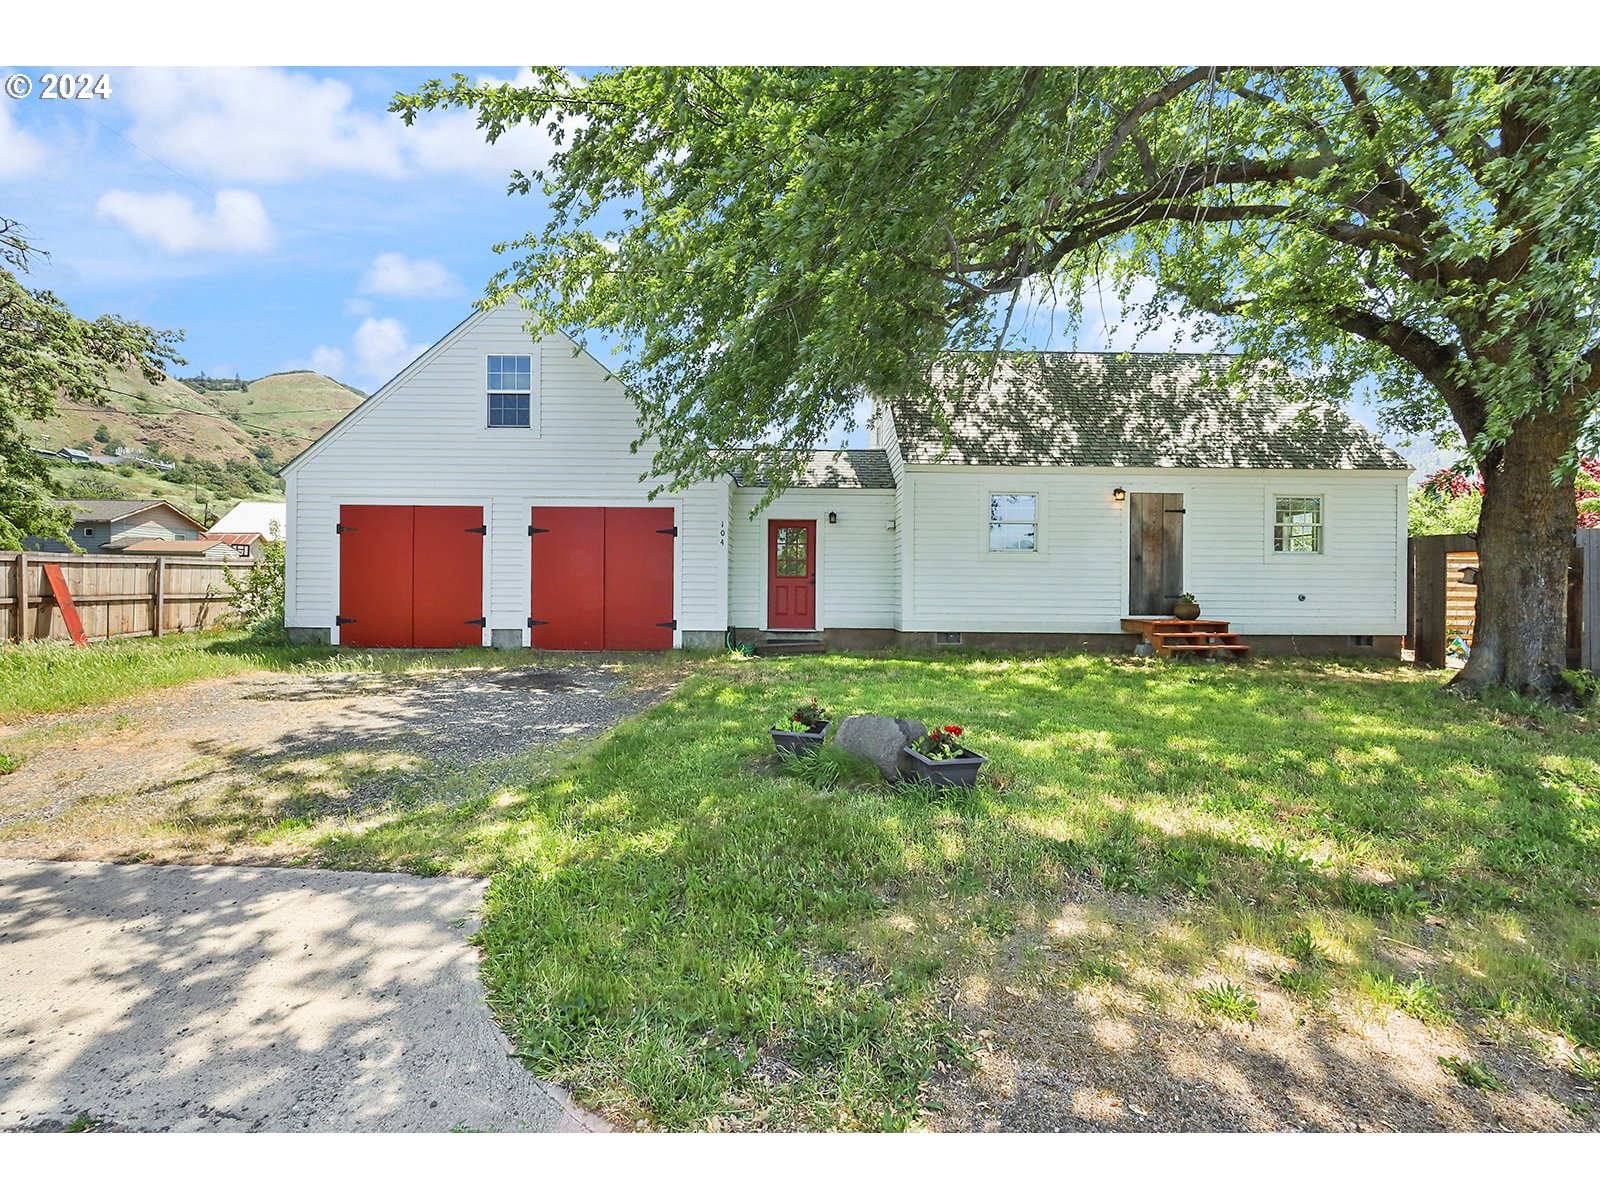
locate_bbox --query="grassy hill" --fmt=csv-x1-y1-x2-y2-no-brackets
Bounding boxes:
28,367,363,467
28,366,365,522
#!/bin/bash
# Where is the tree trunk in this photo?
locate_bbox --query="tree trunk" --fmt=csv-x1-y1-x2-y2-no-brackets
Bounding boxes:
1453,405,1579,699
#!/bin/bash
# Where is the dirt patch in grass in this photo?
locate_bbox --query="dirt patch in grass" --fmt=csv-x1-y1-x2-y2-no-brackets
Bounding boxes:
0,657,684,870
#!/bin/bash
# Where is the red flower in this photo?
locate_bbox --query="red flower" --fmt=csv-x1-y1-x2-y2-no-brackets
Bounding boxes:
943,725,963,736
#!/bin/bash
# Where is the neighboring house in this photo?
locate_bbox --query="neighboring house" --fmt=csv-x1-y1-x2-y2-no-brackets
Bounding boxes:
210,501,287,541
112,538,235,561
282,303,1410,654
212,532,266,561
25,499,209,555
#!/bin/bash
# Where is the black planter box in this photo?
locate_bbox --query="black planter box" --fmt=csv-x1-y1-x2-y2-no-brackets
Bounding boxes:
900,746,987,788
770,721,831,757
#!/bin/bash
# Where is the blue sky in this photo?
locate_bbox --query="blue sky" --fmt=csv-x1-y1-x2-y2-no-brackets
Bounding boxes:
3,66,559,389
2,63,1433,464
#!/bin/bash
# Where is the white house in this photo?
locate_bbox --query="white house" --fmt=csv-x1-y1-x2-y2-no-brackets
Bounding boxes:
210,501,288,541
282,303,1410,655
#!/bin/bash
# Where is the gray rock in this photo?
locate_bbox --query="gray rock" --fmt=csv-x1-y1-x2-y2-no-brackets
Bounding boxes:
834,714,927,781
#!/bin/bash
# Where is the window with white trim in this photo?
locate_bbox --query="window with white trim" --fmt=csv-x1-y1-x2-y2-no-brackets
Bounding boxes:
1273,496,1324,553
487,354,532,427
989,493,1038,551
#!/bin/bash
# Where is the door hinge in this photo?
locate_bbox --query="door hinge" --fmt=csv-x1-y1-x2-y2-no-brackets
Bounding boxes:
1166,508,1187,514
465,617,487,627
528,618,549,627
656,619,677,630
336,615,356,625
336,523,354,534
657,526,678,537
466,525,488,535
528,525,549,536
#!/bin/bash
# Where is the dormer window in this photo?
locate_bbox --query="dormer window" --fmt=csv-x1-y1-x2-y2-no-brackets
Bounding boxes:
487,354,532,427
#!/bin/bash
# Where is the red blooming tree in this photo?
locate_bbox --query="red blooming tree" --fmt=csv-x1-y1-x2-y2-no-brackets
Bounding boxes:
1417,462,1600,531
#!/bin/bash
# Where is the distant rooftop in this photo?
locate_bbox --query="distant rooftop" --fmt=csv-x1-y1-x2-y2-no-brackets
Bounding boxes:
730,449,895,489
54,498,205,526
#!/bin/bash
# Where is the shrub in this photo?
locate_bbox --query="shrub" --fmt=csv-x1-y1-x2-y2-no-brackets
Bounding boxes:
229,538,285,633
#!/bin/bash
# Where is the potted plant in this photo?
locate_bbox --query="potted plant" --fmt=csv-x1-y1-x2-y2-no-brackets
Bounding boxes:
770,696,832,757
1173,592,1201,620
901,724,987,789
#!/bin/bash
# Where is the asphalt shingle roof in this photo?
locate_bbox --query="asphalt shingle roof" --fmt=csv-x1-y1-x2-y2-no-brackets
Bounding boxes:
731,449,896,489
888,352,1410,471
53,498,204,524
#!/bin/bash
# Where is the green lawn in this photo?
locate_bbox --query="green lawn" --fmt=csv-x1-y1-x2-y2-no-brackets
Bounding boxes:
5,640,1597,1130
287,651,1599,1129
0,630,545,722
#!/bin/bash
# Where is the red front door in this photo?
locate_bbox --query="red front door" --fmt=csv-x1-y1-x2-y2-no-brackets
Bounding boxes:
767,519,816,629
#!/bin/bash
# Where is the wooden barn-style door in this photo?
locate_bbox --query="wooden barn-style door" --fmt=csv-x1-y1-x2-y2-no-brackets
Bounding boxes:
1128,492,1185,615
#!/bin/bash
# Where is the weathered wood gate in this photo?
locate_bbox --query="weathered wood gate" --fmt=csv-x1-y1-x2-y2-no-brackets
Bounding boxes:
1407,530,1599,671
0,552,249,643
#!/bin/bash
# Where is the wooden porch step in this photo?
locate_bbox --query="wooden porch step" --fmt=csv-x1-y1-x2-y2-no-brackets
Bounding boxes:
1157,641,1252,658
1122,617,1234,634
755,636,828,657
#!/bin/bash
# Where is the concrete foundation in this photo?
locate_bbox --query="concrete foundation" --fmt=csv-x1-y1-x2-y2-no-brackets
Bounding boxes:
284,625,331,646
490,628,523,650
733,627,1402,658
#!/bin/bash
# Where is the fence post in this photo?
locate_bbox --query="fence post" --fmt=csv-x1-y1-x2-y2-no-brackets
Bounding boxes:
16,553,30,643
1412,536,1448,670
1583,529,1599,674
153,557,167,638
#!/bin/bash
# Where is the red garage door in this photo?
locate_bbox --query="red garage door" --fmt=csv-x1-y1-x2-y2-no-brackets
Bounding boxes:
338,504,484,647
530,506,675,650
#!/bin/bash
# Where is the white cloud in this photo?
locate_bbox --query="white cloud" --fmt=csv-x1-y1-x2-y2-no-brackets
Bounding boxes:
351,316,426,382
117,66,564,184
0,100,48,177
299,316,427,387
94,188,274,254
120,68,405,183
308,344,347,376
359,252,461,298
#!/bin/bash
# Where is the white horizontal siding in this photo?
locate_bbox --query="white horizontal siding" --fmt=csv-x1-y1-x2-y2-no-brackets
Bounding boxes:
284,305,727,641
872,404,907,629
905,465,1407,635
728,488,898,630
110,513,202,544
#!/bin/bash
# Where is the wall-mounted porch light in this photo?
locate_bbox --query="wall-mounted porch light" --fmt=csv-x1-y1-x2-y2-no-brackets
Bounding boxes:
828,511,838,524
1112,487,1127,502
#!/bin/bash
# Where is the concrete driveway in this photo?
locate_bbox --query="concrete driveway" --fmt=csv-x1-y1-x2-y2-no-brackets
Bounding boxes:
0,859,605,1132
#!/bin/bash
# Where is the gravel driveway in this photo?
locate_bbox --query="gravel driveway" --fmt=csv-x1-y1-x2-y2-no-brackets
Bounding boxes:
0,859,606,1132
0,660,672,864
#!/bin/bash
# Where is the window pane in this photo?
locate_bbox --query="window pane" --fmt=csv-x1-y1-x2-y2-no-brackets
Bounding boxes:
487,354,532,392
990,493,1036,523
989,522,1037,551
775,527,808,575
1273,497,1322,552
488,393,530,427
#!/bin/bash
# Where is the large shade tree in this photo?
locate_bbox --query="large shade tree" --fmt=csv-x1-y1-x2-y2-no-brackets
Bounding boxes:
0,219,180,548
396,67,1600,698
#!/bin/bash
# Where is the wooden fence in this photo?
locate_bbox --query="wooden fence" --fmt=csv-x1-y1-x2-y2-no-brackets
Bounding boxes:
0,552,251,643
1408,529,1600,671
